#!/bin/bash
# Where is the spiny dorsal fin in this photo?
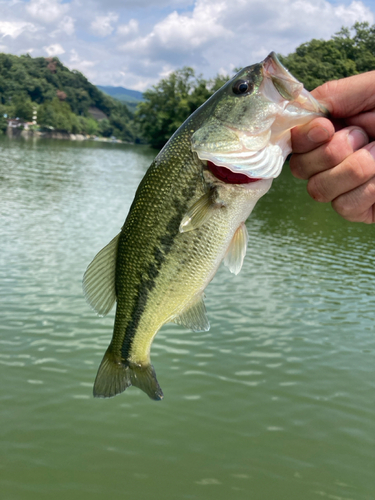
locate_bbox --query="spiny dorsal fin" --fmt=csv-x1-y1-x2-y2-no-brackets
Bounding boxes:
223,222,249,275
179,189,224,233
82,233,120,316
172,294,210,332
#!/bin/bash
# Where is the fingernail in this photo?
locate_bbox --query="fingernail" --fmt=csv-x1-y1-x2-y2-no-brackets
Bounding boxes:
307,126,331,143
348,129,368,151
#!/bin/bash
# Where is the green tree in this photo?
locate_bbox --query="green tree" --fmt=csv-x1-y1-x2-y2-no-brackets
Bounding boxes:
135,68,230,149
0,114,7,134
136,67,195,149
11,94,34,121
98,119,113,137
279,22,375,90
38,98,79,133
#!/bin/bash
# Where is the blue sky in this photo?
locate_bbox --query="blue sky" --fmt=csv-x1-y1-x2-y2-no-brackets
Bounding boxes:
0,0,374,91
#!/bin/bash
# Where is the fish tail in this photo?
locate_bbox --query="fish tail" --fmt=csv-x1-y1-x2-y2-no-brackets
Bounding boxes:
93,348,164,401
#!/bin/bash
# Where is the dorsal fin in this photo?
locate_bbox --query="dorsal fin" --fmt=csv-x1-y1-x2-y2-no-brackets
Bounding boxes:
223,222,249,275
172,294,210,332
82,233,120,316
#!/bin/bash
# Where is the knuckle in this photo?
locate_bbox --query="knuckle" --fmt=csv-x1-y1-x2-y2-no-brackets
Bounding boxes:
332,175,375,221
307,174,330,202
345,157,367,184
362,178,375,206
332,196,351,217
346,150,375,184
323,139,350,166
289,155,304,179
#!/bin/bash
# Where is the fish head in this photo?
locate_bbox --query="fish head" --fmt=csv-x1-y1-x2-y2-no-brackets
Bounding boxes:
191,52,327,181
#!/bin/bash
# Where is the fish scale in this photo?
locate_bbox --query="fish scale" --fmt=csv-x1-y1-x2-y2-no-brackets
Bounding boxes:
83,52,326,400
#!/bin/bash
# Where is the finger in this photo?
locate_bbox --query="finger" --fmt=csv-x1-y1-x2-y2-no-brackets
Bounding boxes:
311,72,375,117
307,144,375,203
332,176,375,224
290,126,368,180
291,117,334,154
346,111,375,139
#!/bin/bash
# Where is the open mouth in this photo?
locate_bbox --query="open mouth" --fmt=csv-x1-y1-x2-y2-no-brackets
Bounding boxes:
207,161,261,184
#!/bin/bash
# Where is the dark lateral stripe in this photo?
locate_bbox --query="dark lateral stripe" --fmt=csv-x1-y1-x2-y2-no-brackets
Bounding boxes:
120,198,187,361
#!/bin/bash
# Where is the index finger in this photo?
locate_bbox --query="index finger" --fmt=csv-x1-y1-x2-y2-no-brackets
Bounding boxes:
311,71,375,118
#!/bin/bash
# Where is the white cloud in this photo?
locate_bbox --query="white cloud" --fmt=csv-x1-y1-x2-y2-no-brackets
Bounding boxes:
0,21,35,39
68,49,98,80
335,0,374,24
91,12,119,37
26,0,69,24
0,0,374,90
118,0,374,80
119,0,231,64
44,43,65,56
58,16,75,36
117,19,138,37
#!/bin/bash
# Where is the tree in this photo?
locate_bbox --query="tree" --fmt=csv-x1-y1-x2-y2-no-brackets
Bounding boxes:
135,68,230,149
11,94,34,121
279,22,375,90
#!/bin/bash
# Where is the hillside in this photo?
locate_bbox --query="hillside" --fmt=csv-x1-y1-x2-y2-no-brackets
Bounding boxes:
96,85,143,102
97,85,143,113
0,53,138,142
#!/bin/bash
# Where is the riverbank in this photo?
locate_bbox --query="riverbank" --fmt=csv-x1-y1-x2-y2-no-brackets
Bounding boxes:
6,125,128,144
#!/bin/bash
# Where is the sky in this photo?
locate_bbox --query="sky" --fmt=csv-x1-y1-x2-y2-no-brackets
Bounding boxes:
0,0,375,91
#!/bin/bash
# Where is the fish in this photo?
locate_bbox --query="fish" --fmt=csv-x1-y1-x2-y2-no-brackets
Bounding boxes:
83,52,326,401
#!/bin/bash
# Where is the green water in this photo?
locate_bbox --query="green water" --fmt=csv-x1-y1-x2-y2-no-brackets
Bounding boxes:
0,136,374,500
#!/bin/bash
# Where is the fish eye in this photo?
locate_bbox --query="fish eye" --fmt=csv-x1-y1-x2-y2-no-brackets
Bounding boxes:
232,79,253,95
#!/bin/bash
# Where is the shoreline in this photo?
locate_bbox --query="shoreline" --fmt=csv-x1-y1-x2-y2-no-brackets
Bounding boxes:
5,126,130,144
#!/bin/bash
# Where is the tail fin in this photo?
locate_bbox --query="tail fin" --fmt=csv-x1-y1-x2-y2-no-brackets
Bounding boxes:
93,348,163,401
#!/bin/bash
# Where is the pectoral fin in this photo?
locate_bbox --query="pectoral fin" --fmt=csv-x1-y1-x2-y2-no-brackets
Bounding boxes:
82,233,119,316
180,189,224,233
223,222,249,275
172,294,210,332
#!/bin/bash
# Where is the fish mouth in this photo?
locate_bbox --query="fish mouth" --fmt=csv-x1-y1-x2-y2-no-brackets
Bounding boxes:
206,160,262,184
193,53,328,183
262,52,328,115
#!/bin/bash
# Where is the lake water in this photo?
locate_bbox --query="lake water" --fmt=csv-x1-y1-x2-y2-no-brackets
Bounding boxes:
0,136,374,500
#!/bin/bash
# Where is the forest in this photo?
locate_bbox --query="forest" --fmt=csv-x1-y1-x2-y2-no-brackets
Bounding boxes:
0,54,136,142
1,22,375,147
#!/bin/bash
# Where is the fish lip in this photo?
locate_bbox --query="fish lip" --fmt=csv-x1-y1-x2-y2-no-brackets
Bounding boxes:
262,52,296,84
262,52,328,116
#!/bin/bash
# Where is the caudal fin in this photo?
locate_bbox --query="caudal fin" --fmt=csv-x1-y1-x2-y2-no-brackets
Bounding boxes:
93,349,163,401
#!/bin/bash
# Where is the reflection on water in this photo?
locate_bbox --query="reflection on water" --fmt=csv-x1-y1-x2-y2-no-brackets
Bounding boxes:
1,136,374,500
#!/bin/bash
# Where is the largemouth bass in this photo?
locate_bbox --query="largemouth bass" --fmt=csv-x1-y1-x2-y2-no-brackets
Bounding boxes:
83,52,326,400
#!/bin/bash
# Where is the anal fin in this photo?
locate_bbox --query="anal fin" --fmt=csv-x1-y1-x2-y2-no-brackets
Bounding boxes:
172,294,210,332
223,222,249,275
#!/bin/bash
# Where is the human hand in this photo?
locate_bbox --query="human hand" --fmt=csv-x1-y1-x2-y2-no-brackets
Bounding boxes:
291,72,375,223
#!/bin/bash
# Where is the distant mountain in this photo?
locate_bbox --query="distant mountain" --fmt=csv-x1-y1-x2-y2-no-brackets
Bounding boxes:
97,85,143,103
